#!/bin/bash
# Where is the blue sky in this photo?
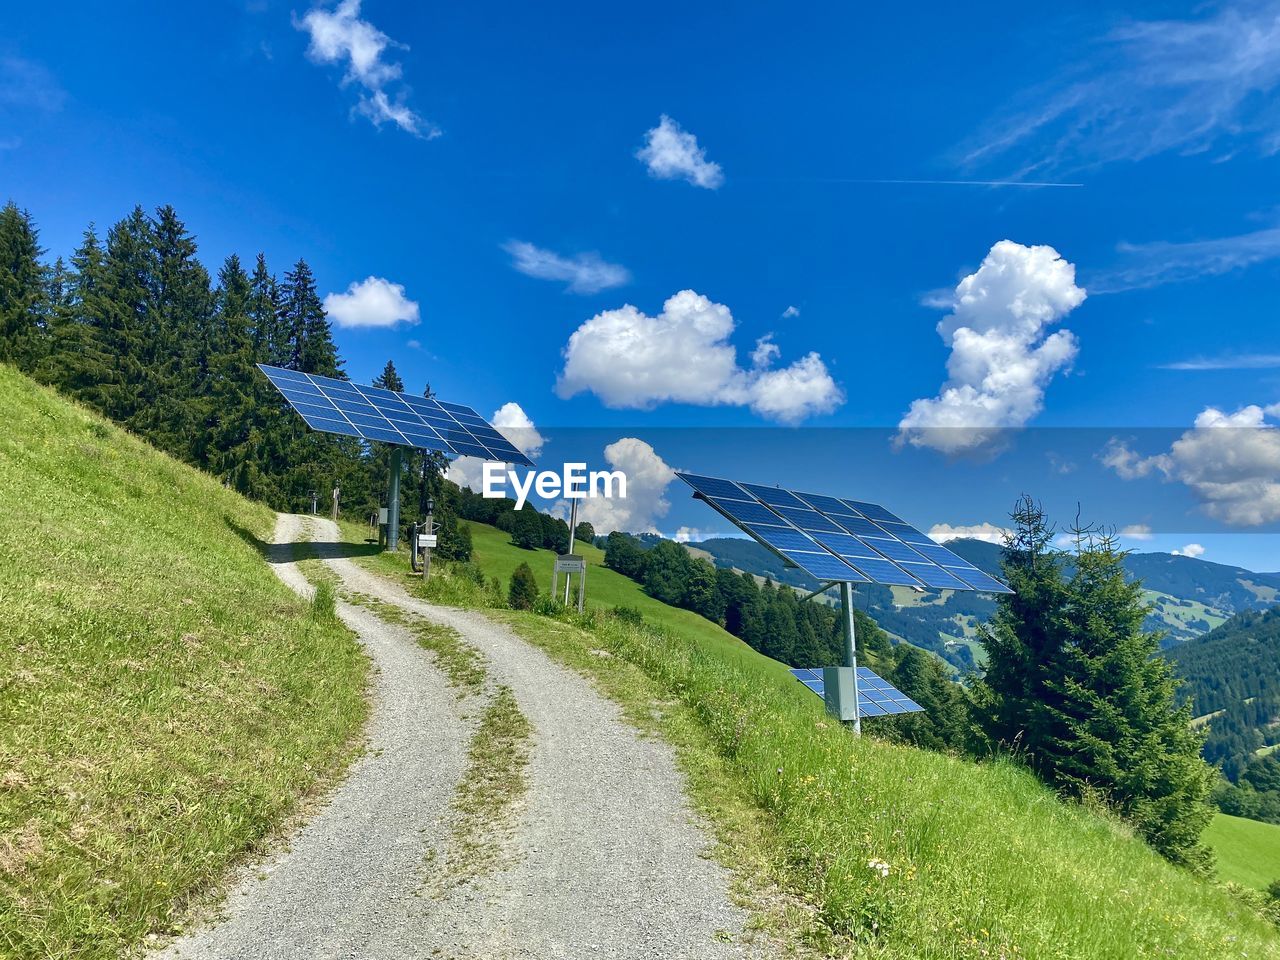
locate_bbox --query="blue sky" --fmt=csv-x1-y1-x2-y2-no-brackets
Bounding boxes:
4,1,1280,568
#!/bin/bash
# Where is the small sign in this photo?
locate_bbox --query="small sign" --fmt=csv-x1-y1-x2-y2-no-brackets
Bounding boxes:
555,554,586,574
378,508,389,524
418,534,438,549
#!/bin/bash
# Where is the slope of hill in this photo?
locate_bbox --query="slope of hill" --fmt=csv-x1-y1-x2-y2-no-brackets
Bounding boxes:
1204,814,1280,891
0,365,369,958
354,520,1280,958
690,534,1280,664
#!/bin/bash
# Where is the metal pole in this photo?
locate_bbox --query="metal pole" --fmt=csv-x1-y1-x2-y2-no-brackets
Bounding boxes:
564,499,578,604
387,447,403,551
841,580,862,736
422,504,433,581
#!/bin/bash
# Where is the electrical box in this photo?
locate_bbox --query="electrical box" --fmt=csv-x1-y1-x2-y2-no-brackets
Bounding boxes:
823,666,859,722
378,508,389,524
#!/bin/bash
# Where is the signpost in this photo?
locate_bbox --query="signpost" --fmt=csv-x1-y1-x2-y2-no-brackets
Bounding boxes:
552,554,587,613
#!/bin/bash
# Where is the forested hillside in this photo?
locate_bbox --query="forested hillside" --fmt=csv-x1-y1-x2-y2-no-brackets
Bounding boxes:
1169,607,1280,824
0,201,458,533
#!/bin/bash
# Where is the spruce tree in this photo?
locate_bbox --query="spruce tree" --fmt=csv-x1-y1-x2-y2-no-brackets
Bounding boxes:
41,226,114,400
281,259,341,377
510,506,544,549
509,562,539,610
372,360,404,392
206,255,258,477
96,207,157,425
0,201,48,368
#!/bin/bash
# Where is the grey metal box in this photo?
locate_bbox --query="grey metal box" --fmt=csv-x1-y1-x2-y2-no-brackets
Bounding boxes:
823,666,858,721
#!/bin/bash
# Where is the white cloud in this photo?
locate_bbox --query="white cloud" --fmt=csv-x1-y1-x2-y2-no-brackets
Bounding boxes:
502,240,630,294
324,276,420,329
446,402,545,489
1120,523,1154,541
897,240,1086,454
556,290,842,424
961,4,1280,173
636,115,724,189
673,526,703,543
557,438,676,536
295,0,437,137
1173,543,1206,558
928,522,1011,545
1101,404,1280,526
782,305,801,318
1159,352,1280,371
1092,224,1280,293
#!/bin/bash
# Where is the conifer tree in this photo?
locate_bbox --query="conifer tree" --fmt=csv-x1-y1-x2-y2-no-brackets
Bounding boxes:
509,562,539,610
280,260,340,377
0,201,48,368
372,360,404,392
41,226,113,399
96,207,156,425
206,254,257,475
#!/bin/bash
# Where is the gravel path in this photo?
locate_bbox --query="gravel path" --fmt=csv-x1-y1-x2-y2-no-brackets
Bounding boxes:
308,517,755,959
157,515,756,959
156,514,473,960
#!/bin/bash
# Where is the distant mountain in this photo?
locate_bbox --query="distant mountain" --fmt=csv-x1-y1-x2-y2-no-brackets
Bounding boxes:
682,535,1280,671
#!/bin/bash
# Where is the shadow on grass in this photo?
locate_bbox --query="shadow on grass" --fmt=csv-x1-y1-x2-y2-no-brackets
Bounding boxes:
224,516,383,564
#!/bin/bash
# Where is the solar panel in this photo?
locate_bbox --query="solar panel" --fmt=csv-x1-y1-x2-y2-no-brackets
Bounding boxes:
674,472,1014,594
258,364,533,466
788,666,924,717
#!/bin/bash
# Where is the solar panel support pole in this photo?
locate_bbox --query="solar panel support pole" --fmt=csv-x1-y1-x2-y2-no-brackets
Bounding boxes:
841,580,863,736
387,447,403,552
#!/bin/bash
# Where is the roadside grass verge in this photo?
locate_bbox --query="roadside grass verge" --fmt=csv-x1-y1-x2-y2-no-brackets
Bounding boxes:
342,520,1280,959
0,367,369,958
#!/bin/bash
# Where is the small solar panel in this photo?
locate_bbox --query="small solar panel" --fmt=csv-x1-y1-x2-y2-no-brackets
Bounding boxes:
259,364,534,466
674,473,1014,594
788,666,924,718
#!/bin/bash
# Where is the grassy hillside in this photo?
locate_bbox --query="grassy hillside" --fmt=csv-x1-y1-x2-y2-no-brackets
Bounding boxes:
0,366,368,958
1205,814,1280,891
358,520,1280,958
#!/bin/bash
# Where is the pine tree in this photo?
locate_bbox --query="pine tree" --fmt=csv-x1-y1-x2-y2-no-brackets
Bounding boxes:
96,207,157,425
0,201,48,368
1042,532,1214,867
372,360,404,392
248,254,287,366
976,498,1215,867
509,562,539,610
206,254,258,476
280,260,340,377
40,226,114,400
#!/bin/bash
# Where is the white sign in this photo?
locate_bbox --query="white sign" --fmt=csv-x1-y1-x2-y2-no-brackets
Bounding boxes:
378,508,389,524
418,534,438,549
554,555,587,574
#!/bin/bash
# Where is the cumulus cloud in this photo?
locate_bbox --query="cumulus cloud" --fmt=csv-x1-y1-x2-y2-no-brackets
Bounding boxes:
295,0,437,137
502,241,630,294
556,290,842,424
897,241,1086,454
1120,523,1154,541
636,115,724,189
928,522,1012,545
960,3,1280,173
1101,403,1280,525
1173,543,1206,558
673,526,703,543
324,276,420,328
446,402,545,489
558,438,676,535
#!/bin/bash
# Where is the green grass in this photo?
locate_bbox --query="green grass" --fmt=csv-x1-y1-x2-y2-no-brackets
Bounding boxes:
1204,814,1280,891
428,685,532,893
0,366,369,958
346,518,1280,959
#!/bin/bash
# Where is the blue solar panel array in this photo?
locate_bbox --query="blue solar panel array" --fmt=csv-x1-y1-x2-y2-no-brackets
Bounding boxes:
789,667,924,717
676,472,1013,593
258,364,534,466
